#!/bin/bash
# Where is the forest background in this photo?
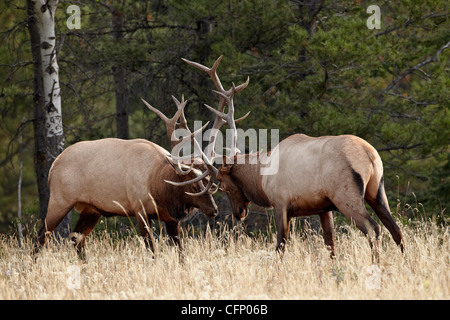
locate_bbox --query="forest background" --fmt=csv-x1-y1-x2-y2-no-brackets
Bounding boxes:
0,0,448,235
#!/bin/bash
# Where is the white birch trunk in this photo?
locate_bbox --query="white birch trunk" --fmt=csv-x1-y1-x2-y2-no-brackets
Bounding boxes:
28,0,69,237
32,0,64,142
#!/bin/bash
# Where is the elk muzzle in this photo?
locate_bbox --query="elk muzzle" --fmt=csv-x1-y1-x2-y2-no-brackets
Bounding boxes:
205,202,219,218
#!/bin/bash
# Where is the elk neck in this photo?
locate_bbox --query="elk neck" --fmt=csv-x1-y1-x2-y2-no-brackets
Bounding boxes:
230,153,272,207
149,164,188,220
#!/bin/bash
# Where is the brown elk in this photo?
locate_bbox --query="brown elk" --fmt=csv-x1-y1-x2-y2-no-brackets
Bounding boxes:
182,56,404,260
32,97,218,260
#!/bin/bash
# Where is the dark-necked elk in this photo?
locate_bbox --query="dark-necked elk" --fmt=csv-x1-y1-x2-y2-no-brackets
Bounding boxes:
183,56,404,261
32,97,218,260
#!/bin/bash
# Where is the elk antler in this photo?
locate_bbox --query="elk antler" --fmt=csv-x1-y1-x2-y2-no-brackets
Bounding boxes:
142,95,205,175
170,56,250,196
141,95,189,149
164,138,220,196
182,55,250,159
142,95,218,195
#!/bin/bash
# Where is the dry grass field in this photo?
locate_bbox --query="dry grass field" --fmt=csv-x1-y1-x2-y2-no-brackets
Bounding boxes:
0,220,448,300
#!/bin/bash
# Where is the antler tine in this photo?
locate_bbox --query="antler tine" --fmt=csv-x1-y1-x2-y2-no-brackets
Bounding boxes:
204,103,228,121
171,94,189,131
182,55,225,92
235,111,251,123
141,98,171,124
234,76,250,94
141,98,185,149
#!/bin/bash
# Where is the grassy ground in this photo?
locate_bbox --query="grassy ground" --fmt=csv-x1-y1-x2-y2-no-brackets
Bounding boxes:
0,220,448,300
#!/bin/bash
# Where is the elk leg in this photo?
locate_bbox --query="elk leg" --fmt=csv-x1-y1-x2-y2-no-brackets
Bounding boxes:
31,197,74,257
365,189,404,252
136,213,155,257
32,225,49,258
332,194,381,263
70,210,101,261
275,206,291,255
319,211,335,258
166,220,184,262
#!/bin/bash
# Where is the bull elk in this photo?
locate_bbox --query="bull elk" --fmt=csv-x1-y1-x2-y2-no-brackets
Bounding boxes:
32,96,218,260
183,56,404,260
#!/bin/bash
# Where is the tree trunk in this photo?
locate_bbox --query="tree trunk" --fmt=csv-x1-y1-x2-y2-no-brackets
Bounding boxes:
17,121,24,247
112,7,129,139
297,0,324,36
27,0,70,238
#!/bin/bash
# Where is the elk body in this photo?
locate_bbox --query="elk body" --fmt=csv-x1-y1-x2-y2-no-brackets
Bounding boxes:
218,134,404,258
32,112,218,260
181,56,404,260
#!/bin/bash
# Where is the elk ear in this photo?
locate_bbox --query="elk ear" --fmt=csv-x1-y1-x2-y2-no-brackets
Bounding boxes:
221,155,235,166
220,165,232,174
218,156,232,174
218,155,232,173
221,155,227,166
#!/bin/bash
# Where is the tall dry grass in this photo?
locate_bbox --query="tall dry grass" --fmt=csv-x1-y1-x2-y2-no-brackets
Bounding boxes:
0,221,448,300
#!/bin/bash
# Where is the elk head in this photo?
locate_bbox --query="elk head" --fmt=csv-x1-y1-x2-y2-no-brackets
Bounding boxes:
165,156,218,218
217,158,250,220
142,95,219,217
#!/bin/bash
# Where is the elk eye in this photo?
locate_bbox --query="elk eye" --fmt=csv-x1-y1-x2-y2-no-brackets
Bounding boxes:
192,185,198,192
